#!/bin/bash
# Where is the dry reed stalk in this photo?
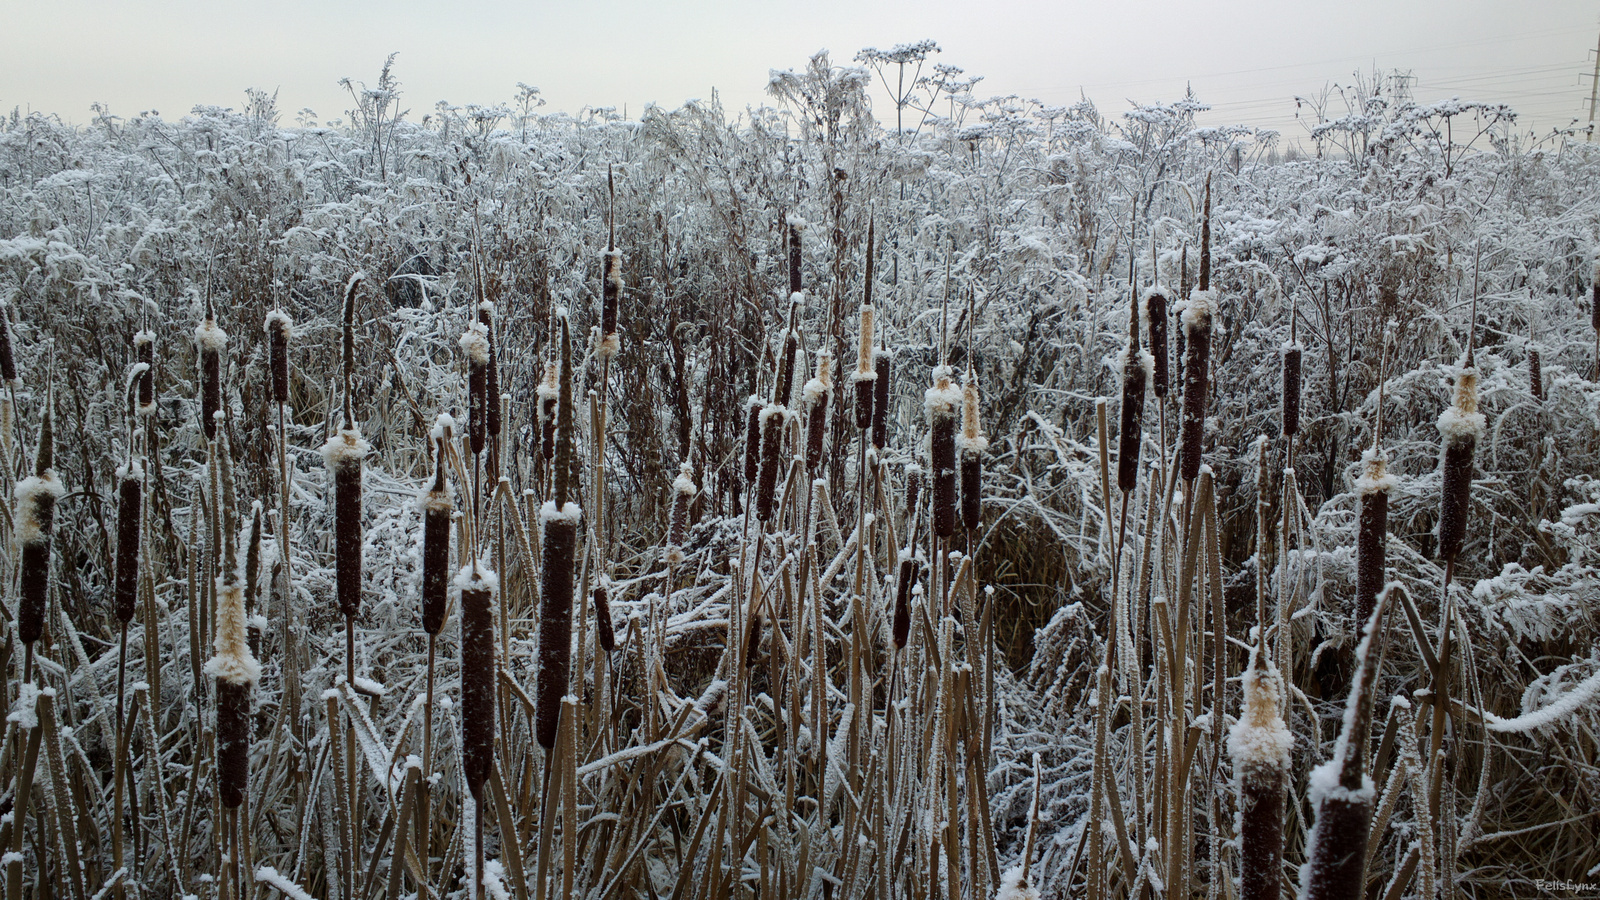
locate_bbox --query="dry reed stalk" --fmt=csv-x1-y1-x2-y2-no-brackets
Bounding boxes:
1179,179,1215,484
1231,659,1291,900
926,367,960,540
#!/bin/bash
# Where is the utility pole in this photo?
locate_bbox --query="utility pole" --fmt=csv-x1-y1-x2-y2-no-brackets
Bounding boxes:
1589,28,1600,141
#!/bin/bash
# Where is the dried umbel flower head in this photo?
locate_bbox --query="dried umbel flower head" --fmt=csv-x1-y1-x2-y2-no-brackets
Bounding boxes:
195,316,228,441
1436,364,1483,567
206,569,260,810
17,410,63,646
1354,450,1395,631
872,349,892,449
460,321,491,457
420,436,453,636
665,462,696,564
538,361,559,461
1144,288,1171,398
1282,343,1303,438
320,427,371,620
113,461,143,624
755,404,785,523
1230,661,1291,900
457,564,498,797
265,310,292,405
926,366,961,539
135,329,156,414
958,372,988,531
536,502,581,749
804,351,833,472
601,249,622,358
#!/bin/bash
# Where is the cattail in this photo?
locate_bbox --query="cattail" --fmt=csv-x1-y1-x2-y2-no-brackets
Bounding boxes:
755,404,785,522
1436,363,1482,567
538,362,559,461
787,217,803,297
535,502,580,749
742,395,762,490
601,249,623,358
1592,259,1600,334
476,302,501,440
927,366,961,539
196,315,227,441
593,583,615,654
905,464,922,523
1282,343,1303,438
745,610,764,668
17,408,62,647
1116,315,1150,493
457,565,498,796
1180,180,1214,483
805,352,833,472
1145,288,1170,398
0,302,16,386
666,463,696,564
321,427,370,620
872,350,892,449
205,569,260,810
1230,660,1291,900
1354,450,1394,633
774,329,798,409
265,311,291,406
420,430,453,636
853,306,876,430
113,462,142,624
1528,347,1542,402
893,552,918,649
959,372,987,531
460,322,490,457
136,329,156,414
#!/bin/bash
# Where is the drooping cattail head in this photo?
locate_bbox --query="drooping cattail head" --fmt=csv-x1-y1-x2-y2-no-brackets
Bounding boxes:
958,371,988,531
893,550,919,650
195,315,227,441
1353,449,1395,636
1230,660,1291,900
265,310,292,406
853,302,877,430
593,582,615,654
320,426,371,620
755,403,785,523
601,249,623,359
1179,288,1215,483
926,366,961,539
538,361,559,461
17,407,62,646
1116,340,1151,494
1145,288,1170,398
457,564,499,796
1436,364,1483,567
420,433,453,636
804,351,833,472
476,302,501,439
0,302,16,387
535,502,581,749
1528,347,1542,402
743,395,762,489
666,462,697,564
113,461,142,624
135,329,156,415
206,566,260,810
460,321,490,457
1281,343,1303,438
872,349,892,449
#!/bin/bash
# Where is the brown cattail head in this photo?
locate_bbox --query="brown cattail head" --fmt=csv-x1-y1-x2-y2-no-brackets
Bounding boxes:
553,312,576,508
774,329,799,408
420,432,453,636
755,403,785,522
787,216,803,297
853,302,877,430
206,567,260,810
593,583,615,654
196,316,227,441
538,361,559,461
17,410,63,646
536,502,581,749
1179,289,1215,482
1592,259,1600,332
340,273,363,430
476,302,501,438
804,352,833,472
893,552,919,649
113,461,143,624
460,321,490,457
666,462,697,563
926,366,960,539
1145,288,1170,398
457,564,498,796
1529,347,1542,402
959,371,988,531
872,349,892,449
1116,341,1150,493
1436,364,1483,566
136,329,156,414
321,427,370,620
601,250,623,358
0,302,16,386
1230,659,1291,900
1353,449,1395,644
265,310,292,406
745,610,764,668
1281,343,1303,438
743,395,762,489
904,463,922,524
1199,175,1212,292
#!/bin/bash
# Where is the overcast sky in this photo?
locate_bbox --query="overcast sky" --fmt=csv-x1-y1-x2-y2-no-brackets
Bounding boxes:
2,0,1594,143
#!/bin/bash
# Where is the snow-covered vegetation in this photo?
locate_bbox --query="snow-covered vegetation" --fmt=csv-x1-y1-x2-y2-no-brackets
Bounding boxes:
0,46,1598,899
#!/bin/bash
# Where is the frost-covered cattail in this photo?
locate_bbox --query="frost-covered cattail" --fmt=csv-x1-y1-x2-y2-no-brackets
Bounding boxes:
1354,450,1394,632
927,366,961,539
958,371,987,531
593,583,615,653
205,568,260,810
872,349,892,449
601,250,623,359
1528,347,1542,402
457,565,497,796
1116,306,1151,493
1230,660,1291,900
893,551,918,650
321,427,370,620
755,403,785,523
196,314,227,441
113,461,142,625
536,501,580,749
1282,343,1303,439
774,328,799,409
135,329,156,414
0,302,16,386
420,431,453,636
904,464,922,523
788,217,803,297
1179,181,1215,483
476,302,501,440
745,610,764,668
460,321,490,458
1145,288,1170,399
265,310,292,406
1592,258,1600,334
804,352,833,472
1436,361,1483,568
742,395,762,491
17,407,63,647
538,361,559,461
853,221,877,430
666,463,696,564
245,502,262,652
